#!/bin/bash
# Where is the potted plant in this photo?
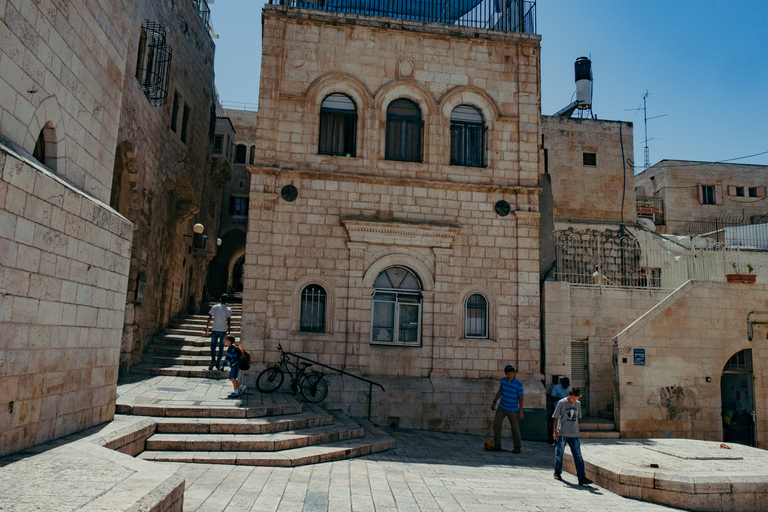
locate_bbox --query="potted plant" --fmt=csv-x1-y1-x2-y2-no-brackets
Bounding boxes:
726,262,757,283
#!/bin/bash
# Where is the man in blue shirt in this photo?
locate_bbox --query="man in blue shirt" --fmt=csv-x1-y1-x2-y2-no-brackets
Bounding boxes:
491,365,525,453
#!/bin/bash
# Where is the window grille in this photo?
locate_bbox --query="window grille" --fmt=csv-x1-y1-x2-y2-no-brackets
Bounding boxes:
450,105,485,167
319,93,357,157
300,285,326,333
371,266,422,346
465,293,488,338
385,99,423,162
136,22,172,106
723,349,752,373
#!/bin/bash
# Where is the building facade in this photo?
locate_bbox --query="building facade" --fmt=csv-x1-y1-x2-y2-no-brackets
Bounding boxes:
243,3,544,432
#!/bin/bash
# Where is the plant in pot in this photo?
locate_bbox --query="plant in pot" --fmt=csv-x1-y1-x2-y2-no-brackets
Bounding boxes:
726,262,756,283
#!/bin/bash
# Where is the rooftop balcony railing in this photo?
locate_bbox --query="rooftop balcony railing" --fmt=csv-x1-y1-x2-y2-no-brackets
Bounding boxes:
193,0,213,35
270,0,537,35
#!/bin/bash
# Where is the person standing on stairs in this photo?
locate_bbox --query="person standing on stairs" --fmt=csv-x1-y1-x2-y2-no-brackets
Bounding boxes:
222,335,247,398
205,294,232,371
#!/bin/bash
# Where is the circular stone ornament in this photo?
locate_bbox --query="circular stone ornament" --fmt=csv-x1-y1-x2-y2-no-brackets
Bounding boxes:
494,200,511,217
281,184,298,202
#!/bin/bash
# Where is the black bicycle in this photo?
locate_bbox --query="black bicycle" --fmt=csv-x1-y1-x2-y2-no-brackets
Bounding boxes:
256,344,328,403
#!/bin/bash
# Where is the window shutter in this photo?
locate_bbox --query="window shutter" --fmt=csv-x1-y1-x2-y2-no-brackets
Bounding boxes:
728,185,736,196
758,186,767,198
698,184,704,204
715,184,723,205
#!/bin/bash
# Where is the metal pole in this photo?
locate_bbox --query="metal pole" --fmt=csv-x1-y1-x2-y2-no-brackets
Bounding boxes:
367,383,373,420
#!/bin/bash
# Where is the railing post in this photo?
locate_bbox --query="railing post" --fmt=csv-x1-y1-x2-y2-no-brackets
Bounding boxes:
368,382,373,420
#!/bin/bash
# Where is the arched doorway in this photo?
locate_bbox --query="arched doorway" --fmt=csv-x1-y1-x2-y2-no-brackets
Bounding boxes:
721,349,755,446
230,254,245,293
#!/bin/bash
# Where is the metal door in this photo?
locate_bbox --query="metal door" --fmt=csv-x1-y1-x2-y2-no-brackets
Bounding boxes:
571,341,589,414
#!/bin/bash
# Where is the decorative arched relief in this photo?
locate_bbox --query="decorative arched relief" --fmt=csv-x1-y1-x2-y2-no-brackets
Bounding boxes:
362,252,435,292
439,86,500,123
306,73,373,113
374,80,437,116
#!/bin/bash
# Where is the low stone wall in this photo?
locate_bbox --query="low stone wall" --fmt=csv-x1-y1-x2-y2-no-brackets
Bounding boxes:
0,144,132,457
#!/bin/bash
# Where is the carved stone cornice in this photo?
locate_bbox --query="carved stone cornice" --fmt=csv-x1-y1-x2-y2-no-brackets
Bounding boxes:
514,210,540,227
341,218,460,248
433,248,452,263
251,192,279,210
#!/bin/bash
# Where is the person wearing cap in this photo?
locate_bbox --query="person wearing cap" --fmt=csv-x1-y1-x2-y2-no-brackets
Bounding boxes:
490,365,525,453
547,377,570,444
205,294,232,371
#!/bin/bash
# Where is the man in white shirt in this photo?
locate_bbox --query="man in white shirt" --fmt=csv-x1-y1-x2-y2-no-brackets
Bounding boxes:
205,294,232,371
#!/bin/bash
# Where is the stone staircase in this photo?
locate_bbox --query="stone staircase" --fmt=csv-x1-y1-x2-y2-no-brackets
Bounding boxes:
132,300,243,378
118,298,395,467
580,411,620,439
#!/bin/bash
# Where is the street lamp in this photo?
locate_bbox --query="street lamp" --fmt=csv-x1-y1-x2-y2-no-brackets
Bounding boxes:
185,223,208,250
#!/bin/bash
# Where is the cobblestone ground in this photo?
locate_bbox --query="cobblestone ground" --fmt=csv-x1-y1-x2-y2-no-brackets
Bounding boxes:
165,428,677,512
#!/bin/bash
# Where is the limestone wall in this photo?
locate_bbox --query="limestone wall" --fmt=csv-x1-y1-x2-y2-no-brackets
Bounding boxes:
614,281,768,445
542,116,635,223
113,0,219,371
544,280,667,415
0,147,132,457
0,0,130,204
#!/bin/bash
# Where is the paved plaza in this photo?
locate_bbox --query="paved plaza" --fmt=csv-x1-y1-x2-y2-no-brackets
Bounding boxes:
163,428,677,512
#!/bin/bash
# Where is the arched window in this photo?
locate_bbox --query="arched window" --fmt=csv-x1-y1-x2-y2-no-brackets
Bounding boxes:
450,105,485,167
300,285,326,333
249,145,255,165
465,293,488,338
318,93,357,157
235,144,247,164
32,123,57,173
371,266,422,346
385,99,422,162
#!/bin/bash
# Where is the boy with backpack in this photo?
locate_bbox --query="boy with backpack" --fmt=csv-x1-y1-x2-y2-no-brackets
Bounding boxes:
221,335,250,398
552,386,593,486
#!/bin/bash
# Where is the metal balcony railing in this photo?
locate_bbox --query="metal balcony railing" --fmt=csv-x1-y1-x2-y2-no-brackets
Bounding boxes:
193,0,213,34
636,196,664,225
269,0,537,34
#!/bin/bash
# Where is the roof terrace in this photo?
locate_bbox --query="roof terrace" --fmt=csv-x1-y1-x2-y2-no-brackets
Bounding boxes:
269,0,536,34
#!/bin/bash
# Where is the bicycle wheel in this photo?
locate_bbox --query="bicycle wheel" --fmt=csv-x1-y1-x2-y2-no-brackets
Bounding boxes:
300,373,328,403
256,366,284,393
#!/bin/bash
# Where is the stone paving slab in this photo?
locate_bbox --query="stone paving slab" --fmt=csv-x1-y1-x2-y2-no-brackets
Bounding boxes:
169,427,677,512
566,438,768,511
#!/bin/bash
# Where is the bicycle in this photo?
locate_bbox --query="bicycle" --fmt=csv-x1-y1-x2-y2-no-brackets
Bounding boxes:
256,344,329,403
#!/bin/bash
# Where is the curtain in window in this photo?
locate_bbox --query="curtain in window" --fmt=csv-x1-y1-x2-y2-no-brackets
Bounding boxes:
385,99,422,162
319,94,357,156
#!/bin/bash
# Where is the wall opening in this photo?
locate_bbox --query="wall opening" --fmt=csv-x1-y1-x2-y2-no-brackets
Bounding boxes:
721,349,755,446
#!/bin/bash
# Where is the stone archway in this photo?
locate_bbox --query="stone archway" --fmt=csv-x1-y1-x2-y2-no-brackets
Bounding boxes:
721,349,755,446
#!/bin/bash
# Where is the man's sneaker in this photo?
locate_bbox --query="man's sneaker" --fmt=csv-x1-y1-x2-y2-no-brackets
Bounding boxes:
208,363,215,371
227,392,239,398
237,386,247,397
578,477,593,486
554,471,562,481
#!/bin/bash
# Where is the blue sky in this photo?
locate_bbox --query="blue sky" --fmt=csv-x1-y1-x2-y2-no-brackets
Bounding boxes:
209,1,768,171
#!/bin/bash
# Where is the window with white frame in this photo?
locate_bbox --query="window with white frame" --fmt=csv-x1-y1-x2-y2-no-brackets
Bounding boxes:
371,266,422,346
450,105,485,167
465,293,488,338
300,285,326,333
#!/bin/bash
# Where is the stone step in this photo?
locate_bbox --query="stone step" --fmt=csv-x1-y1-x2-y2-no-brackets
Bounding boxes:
130,363,230,379
154,404,334,434
598,410,615,421
150,336,211,347
138,419,394,467
145,417,364,452
167,319,242,328
581,431,621,439
165,328,241,337
580,417,616,431
116,391,303,419
143,354,229,367
145,344,213,356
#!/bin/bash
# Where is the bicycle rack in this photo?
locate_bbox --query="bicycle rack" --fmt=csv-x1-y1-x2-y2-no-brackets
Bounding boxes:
282,350,386,420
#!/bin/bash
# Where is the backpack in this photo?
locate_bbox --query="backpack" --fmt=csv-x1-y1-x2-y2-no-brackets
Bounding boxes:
235,345,251,370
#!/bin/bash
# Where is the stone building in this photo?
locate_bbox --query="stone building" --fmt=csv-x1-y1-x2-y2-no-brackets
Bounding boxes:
0,0,134,456
243,2,543,433
112,1,224,373
0,0,223,456
207,108,257,298
635,160,768,237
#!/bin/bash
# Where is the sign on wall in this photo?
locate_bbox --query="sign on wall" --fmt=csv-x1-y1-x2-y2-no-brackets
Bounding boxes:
634,348,646,366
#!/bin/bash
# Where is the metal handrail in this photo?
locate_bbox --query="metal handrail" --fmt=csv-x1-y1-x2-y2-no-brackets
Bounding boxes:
281,348,385,420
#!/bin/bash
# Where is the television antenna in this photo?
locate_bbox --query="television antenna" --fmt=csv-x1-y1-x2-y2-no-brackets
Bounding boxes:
626,90,667,170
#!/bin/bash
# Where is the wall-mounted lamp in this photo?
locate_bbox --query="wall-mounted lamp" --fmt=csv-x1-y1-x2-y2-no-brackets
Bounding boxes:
184,223,208,250
217,238,222,246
